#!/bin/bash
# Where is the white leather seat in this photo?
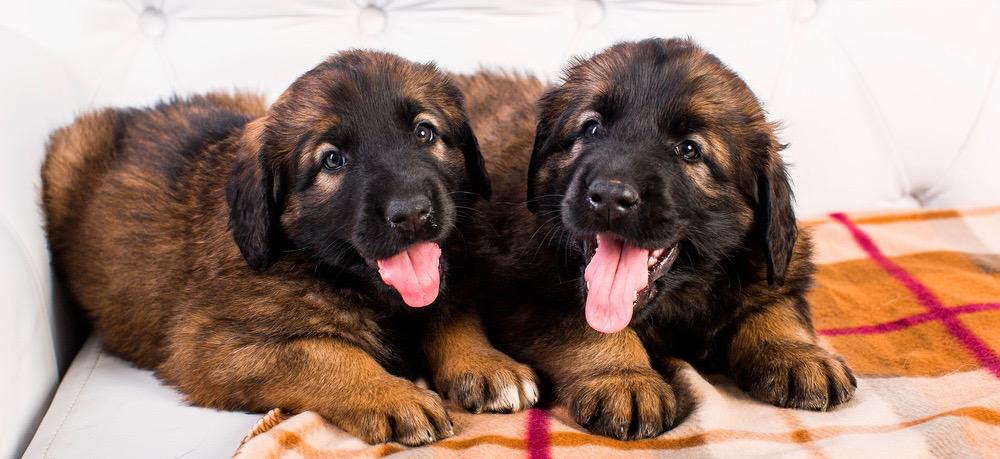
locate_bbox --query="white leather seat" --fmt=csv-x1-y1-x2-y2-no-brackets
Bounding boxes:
0,26,76,458
22,338,259,458
3,1,999,457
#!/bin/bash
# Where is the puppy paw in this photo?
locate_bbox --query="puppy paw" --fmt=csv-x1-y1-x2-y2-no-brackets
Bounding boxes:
435,349,539,414
336,378,454,446
736,342,857,411
564,368,680,440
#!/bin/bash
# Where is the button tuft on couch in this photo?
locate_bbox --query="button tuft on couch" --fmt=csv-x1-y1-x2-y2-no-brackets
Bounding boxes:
138,6,167,39
358,5,387,36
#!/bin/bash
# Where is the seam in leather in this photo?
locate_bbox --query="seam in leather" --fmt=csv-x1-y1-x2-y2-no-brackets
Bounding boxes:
922,49,1000,202
41,344,103,459
765,12,798,104
0,217,57,458
821,21,914,200
118,0,138,15
86,41,144,107
0,216,50,339
153,39,184,90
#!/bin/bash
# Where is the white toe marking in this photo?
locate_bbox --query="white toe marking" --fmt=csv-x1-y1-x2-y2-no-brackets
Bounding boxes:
522,379,540,407
487,384,522,411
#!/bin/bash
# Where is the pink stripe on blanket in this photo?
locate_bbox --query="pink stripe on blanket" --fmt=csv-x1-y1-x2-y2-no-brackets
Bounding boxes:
526,408,551,459
830,213,1000,378
819,303,1000,336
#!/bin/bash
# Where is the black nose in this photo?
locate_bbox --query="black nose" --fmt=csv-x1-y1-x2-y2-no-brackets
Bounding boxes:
385,195,432,234
587,179,640,218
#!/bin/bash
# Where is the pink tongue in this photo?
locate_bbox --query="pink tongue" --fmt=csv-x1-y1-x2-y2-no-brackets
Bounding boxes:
584,234,650,333
376,242,442,307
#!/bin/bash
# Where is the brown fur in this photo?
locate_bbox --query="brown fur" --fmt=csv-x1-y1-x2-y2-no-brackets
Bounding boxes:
448,71,691,440
41,51,533,446
453,39,854,440
425,308,538,413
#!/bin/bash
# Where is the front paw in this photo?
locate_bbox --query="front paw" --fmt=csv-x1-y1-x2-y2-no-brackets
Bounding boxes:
435,350,539,414
336,378,454,446
564,368,680,440
735,342,857,411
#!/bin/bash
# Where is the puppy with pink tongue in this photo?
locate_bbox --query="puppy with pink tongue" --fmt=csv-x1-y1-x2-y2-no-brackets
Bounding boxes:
376,242,442,307
584,234,650,333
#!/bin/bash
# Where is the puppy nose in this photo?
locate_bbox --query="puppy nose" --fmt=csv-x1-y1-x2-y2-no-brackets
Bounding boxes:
587,179,640,216
385,195,432,234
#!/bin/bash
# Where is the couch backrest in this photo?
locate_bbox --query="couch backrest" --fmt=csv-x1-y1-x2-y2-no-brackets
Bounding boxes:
2,1,999,457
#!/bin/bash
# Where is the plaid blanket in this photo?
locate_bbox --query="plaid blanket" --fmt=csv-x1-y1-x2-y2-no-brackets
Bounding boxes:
234,206,1000,458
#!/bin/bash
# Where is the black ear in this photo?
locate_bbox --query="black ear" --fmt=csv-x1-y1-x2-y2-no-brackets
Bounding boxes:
526,91,562,214
458,122,491,200
525,122,549,213
225,118,277,271
757,145,797,286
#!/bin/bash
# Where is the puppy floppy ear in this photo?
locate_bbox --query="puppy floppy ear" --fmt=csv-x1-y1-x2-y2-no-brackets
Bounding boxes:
526,90,565,213
756,138,797,286
457,121,491,200
526,120,550,214
226,118,279,271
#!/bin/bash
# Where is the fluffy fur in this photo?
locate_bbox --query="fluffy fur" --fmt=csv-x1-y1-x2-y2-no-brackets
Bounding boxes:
455,38,856,440
42,50,536,446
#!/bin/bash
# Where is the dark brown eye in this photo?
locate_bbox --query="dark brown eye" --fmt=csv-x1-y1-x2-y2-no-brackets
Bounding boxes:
583,119,601,137
322,149,347,171
675,140,701,162
414,122,435,143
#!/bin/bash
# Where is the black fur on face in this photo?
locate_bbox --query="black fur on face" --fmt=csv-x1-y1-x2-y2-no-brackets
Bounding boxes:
527,38,796,313
226,50,490,305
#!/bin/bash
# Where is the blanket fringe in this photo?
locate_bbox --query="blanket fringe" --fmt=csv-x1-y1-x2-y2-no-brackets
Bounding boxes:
240,408,288,446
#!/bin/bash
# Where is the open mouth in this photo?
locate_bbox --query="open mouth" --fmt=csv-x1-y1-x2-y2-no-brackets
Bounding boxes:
370,242,442,308
581,233,679,334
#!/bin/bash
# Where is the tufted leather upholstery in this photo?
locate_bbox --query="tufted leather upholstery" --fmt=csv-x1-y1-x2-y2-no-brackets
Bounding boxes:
2,1,998,457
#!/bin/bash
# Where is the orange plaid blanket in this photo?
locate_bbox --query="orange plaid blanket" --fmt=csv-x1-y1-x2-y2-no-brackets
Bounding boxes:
234,206,1000,458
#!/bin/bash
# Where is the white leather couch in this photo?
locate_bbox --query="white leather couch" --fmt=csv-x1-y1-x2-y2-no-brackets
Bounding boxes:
3,1,999,457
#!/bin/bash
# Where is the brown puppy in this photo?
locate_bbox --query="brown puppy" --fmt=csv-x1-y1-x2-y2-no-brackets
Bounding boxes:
42,51,537,446
456,38,856,440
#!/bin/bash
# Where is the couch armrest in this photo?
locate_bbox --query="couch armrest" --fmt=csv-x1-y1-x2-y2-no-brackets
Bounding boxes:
0,26,84,459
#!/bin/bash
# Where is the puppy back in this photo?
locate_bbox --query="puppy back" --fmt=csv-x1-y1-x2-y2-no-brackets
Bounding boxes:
41,92,266,260
452,71,546,202
42,108,126,259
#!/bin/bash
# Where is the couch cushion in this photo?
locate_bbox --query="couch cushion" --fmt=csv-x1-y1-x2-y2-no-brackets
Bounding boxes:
3,0,999,218
4,1,1000,456
22,337,259,458
0,26,81,459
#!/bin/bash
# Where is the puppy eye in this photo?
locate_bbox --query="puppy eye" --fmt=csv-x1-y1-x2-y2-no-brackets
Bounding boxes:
675,140,702,162
414,122,436,143
322,148,347,171
583,119,602,138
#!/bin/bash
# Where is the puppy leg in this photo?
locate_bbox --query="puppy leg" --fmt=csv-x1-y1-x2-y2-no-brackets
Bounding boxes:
161,328,453,445
492,310,689,440
426,308,539,413
727,298,857,410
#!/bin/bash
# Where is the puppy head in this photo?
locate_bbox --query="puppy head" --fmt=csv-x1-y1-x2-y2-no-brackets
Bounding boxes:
226,50,490,308
527,38,795,332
